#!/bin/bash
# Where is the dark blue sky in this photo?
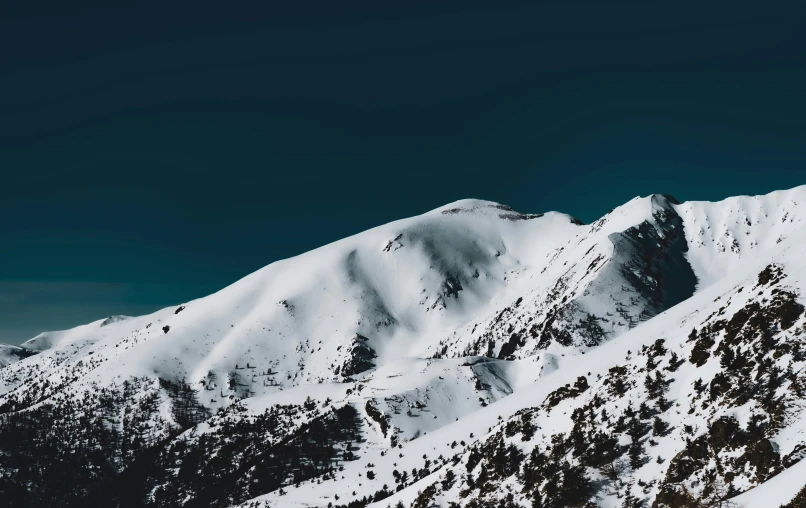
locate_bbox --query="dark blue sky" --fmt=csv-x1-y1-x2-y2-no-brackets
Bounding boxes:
2,1,805,343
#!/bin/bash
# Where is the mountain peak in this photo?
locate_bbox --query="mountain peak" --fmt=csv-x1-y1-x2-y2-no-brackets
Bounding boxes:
3,187,806,508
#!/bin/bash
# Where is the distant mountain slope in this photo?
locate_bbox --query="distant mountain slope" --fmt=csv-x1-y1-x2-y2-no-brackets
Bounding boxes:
1,186,805,508
676,185,806,288
0,345,36,368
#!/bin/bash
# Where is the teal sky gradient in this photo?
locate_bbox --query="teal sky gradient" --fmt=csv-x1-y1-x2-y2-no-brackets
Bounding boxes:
1,1,805,343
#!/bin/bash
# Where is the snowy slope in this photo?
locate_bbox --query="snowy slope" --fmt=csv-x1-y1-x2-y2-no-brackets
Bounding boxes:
237,221,806,508
427,193,700,361
731,456,806,507
0,201,583,411
0,344,36,368
675,186,806,289
2,186,806,508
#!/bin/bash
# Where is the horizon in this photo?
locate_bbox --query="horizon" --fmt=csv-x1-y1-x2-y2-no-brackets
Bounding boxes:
5,183,805,345
3,1,806,343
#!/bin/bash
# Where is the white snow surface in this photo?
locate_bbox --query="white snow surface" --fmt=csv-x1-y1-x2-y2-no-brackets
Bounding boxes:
3,186,806,507
245,215,806,508
0,345,34,368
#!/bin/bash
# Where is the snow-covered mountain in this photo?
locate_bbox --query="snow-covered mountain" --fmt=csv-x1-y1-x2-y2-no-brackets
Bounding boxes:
1,186,806,507
0,345,35,368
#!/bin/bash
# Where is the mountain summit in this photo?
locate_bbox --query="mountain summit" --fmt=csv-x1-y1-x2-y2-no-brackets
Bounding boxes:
2,186,806,508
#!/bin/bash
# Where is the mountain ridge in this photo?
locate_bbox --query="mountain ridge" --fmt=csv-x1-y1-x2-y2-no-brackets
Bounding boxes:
1,185,806,508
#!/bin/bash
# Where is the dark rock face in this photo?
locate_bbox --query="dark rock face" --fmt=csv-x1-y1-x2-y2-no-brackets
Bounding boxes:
460,195,700,361
544,376,589,409
0,345,37,366
442,275,463,299
341,334,377,377
608,195,698,323
664,435,710,484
